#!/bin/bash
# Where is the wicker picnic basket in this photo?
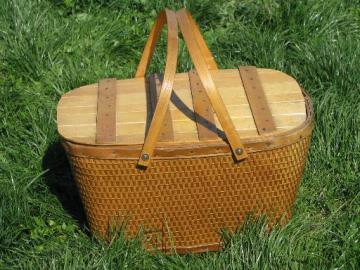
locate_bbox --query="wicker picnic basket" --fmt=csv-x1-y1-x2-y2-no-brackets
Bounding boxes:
57,9,314,253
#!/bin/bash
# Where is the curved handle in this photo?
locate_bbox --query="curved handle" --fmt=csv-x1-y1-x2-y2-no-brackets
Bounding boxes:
137,9,179,166
176,8,247,161
137,8,247,167
135,9,177,78
135,9,217,77
181,9,218,70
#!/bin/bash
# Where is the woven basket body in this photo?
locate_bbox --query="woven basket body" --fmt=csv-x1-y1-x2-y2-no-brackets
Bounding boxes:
57,9,314,253
64,130,312,252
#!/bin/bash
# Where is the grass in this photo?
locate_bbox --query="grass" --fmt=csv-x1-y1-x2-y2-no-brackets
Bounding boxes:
0,0,359,269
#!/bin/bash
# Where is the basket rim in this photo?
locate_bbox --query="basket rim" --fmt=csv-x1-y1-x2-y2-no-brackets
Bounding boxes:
61,90,314,160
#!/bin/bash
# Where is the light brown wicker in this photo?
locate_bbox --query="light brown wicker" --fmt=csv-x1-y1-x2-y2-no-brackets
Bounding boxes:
57,8,314,253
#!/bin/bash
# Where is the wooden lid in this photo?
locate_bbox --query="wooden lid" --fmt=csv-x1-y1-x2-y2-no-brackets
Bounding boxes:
57,68,307,145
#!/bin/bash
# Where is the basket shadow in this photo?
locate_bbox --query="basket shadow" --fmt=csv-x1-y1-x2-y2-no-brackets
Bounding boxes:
42,141,88,233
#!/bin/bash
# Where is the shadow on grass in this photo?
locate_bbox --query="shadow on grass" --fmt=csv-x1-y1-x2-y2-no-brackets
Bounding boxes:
42,141,88,233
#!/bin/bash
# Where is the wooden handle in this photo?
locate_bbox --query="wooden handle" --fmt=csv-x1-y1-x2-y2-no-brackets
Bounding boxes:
137,9,179,167
181,9,218,70
135,9,177,78
176,8,247,161
135,9,217,77
137,8,247,167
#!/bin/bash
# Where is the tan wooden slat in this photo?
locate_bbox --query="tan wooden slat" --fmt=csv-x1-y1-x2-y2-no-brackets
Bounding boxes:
58,92,304,111
173,131,199,142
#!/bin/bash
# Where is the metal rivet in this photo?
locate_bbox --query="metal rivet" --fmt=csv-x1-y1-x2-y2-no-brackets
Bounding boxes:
141,153,149,161
235,148,243,155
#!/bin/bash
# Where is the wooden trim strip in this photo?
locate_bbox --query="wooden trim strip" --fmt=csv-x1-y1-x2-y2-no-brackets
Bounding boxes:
96,78,117,144
149,74,174,142
188,70,218,140
239,66,276,135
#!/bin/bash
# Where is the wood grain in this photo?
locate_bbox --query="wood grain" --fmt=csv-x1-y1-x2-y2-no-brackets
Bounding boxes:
148,74,174,142
239,66,276,135
57,69,307,144
95,79,117,144
189,70,218,140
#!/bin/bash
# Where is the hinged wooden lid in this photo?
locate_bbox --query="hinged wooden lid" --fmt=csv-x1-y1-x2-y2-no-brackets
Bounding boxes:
57,68,306,145
57,7,307,166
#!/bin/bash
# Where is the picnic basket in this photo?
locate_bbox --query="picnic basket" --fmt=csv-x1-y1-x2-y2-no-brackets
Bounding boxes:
57,8,314,253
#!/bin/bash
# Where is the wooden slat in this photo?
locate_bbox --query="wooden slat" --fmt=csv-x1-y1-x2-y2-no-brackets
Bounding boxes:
57,93,304,112
96,78,117,143
239,66,276,135
148,74,174,142
188,70,218,140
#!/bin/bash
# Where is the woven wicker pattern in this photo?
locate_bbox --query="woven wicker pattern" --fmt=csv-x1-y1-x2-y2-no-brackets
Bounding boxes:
67,136,311,252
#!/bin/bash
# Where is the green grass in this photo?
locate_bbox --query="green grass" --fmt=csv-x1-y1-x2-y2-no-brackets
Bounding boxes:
0,0,359,269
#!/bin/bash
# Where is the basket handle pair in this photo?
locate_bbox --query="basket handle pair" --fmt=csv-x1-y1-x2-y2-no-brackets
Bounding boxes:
136,8,248,167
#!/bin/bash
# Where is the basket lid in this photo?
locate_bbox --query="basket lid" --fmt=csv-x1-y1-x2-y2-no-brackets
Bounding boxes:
57,68,307,145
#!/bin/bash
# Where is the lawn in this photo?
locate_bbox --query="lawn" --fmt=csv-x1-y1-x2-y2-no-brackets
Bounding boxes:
0,0,359,269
